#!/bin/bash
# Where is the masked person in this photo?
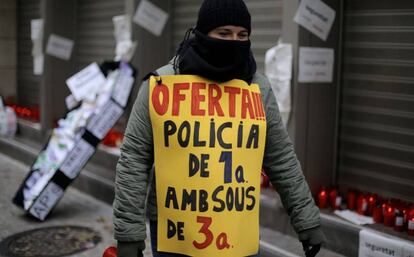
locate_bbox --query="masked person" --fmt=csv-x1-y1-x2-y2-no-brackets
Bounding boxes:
114,0,325,256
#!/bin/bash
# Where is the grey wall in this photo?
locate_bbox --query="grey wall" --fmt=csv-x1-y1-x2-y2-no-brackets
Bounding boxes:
0,0,17,100
41,0,77,130
281,0,299,140
130,0,173,82
293,0,343,195
124,0,173,116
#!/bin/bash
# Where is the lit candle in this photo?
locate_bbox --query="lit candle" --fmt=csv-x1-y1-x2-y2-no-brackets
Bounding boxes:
367,194,377,216
384,205,395,227
347,190,356,210
318,188,328,209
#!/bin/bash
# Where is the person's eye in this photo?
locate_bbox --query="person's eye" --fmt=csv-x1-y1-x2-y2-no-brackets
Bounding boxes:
219,31,230,36
238,33,248,40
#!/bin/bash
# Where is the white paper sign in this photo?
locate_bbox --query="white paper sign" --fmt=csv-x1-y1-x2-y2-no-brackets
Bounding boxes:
133,0,169,37
113,15,132,42
265,42,293,81
33,54,44,75
0,107,17,137
265,41,293,125
87,100,123,139
31,19,43,41
112,73,134,107
294,0,336,41
359,230,404,257
29,182,63,221
66,62,106,101
65,94,79,110
299,47,334,83
46,34,74,60
60,138,95,179
31,19,44,75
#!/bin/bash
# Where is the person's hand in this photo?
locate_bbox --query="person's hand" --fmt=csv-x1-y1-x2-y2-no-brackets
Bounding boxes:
302,241,321,257
117,241,145,257
298,226,325,257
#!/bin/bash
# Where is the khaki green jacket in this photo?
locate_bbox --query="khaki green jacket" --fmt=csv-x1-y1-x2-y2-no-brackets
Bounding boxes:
113,63,320,243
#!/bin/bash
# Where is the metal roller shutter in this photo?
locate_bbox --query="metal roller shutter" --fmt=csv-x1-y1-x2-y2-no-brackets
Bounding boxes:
172,0,283,73
338,0,414,201
75,0,124,69
17,0,41,107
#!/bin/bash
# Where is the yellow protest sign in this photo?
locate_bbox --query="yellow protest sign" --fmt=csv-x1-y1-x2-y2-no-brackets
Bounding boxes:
149,75,266,257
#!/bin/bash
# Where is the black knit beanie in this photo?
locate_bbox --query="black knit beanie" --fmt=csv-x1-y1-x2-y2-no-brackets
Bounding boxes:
195,0,251,35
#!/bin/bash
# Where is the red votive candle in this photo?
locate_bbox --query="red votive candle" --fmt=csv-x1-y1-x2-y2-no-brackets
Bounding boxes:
329,187,341,210
384,205,395,227
103,246,117,257
347,190,356,210
357,194,368,215
367,194,377,216
318,188,328,209
372,202,383,223
394,210,404,232
260,171,269,189
408,207,414,236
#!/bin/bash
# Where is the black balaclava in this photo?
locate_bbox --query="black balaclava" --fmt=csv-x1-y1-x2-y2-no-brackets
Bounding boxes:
175,0,257,83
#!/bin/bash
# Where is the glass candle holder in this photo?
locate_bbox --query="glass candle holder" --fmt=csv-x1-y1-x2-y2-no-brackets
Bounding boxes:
329,187,341,210
408,207,414,236
357,194,368,215
384,205,395,227
372,202,383,223
317,188,328,209
394,210,404,232
347,190,356,210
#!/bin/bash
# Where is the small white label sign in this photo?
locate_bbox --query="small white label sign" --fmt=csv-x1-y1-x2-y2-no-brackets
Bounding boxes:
299,47,334,83
46,34,74,60
113,14,132,42
112,73,134,107
294,0,336,41
87,100,123,140
133,0,169,37
33,54,44,75
66,62,106,101
60,139,95,179
359,230,403,257
29,182,63,221
31,19,43,41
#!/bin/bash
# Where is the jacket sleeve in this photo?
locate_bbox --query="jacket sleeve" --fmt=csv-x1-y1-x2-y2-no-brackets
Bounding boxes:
113,80,153,242
261,81,321,233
